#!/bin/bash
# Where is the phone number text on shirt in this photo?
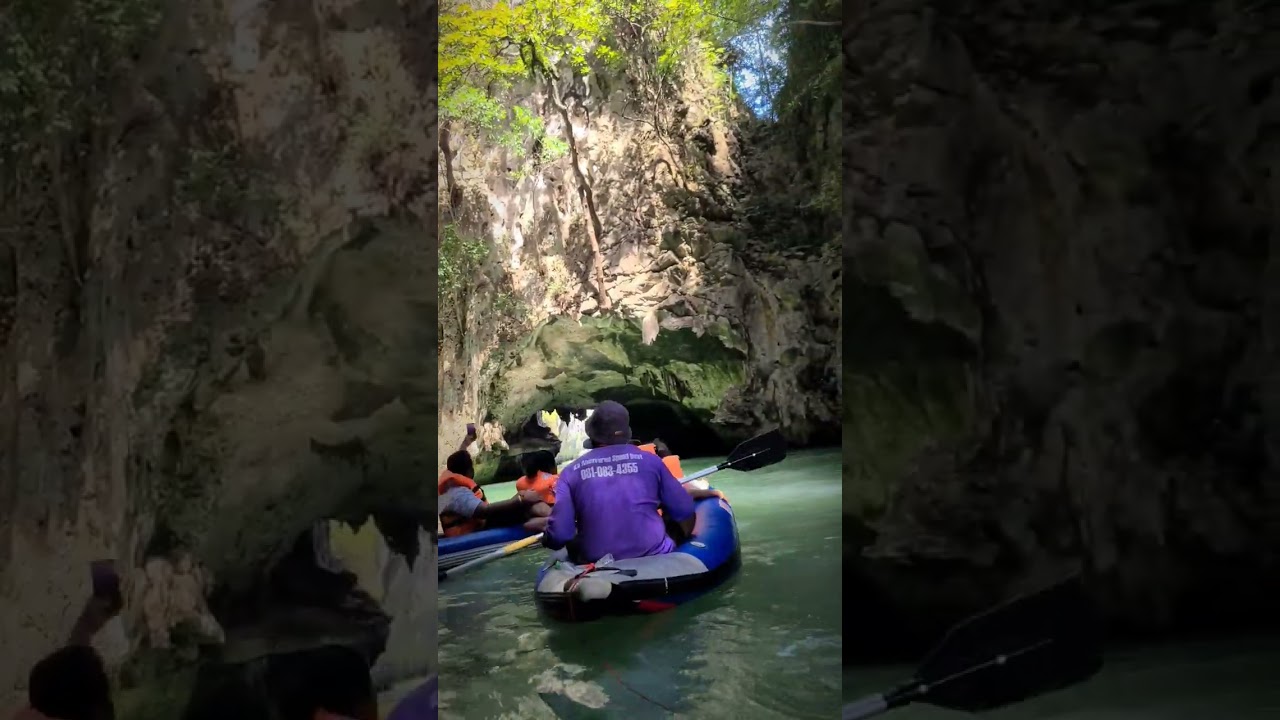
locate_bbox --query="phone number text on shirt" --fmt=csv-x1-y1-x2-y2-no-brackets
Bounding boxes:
581,462,640,479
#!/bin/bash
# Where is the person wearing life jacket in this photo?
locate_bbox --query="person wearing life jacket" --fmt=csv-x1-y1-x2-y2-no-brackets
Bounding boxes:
647,438,685,479
642,437,724,543
438,431,544,538
515,450,558,532
516,450,559,504
635,439,721,499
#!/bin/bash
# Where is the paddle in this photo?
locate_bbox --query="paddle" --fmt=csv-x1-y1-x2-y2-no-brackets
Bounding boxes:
438,428,788,582
682,428,787,483
842,576,1102,720
438,532,544,582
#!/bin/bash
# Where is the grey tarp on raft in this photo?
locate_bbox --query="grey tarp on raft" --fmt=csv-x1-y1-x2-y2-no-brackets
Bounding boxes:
536,550,711,596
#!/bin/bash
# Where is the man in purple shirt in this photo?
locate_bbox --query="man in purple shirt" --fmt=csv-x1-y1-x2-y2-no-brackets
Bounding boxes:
543,401,698,562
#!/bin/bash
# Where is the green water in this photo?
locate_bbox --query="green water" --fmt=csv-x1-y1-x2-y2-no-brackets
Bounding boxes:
436,448,843,719
843,632,1280,718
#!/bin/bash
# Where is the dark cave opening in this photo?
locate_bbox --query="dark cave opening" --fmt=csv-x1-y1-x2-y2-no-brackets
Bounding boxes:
591,386,732,459
488,390,731,484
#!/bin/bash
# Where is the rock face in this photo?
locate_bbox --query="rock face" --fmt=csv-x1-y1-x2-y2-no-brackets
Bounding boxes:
846,0,1280,657
498,316,747,431
438,51,842,457
0,0,437,713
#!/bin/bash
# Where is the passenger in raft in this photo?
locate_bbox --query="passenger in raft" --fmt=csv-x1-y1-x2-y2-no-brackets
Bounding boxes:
515,450,558,533
542,400,721,564
635,437,722,538
636,437,718,493
438,430,546,538
16,586,122,720
634,439,682,477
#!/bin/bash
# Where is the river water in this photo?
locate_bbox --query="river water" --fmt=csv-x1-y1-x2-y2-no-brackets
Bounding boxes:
432,448,843,718
843,619,1280,719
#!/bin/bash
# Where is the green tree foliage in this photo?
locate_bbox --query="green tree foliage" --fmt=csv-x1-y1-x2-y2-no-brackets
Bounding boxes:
1,0,161,279
715,0,839,119
0,0,161,161
439,0,777,142
440,223,491,299
722,2,785,119
772,0,840,117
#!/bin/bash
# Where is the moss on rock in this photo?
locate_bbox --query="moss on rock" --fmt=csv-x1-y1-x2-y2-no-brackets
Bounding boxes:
490,315,747,442
844,276,983,528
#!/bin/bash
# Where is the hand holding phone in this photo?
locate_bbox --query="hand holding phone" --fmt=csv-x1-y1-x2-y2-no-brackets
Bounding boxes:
90,559,122,606
69,560,123,644
466,423,477,437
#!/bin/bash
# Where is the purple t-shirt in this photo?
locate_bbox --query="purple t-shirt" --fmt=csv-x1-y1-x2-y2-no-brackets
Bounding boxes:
544,445,695,562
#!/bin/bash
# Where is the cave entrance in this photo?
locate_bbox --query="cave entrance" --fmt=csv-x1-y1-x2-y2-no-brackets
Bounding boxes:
488,392,734,485
477,315,748,484
621,397,728,457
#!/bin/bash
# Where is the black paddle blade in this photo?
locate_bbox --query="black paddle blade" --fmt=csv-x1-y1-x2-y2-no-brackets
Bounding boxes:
912,576,1102,713
726,428,787,471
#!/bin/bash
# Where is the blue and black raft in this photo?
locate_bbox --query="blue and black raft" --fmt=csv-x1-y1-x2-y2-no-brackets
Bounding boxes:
533,494,742,622
439,525,537,571
436,429,786,590
531,430,786,622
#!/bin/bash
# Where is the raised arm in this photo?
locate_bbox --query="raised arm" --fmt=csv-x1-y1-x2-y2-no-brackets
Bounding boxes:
456,428,477,454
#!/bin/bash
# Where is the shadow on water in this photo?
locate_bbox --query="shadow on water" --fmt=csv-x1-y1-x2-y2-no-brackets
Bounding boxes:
537,595,735,718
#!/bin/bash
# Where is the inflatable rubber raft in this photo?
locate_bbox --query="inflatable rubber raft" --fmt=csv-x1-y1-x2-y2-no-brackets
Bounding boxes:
533,494,741,622
439,525,537,571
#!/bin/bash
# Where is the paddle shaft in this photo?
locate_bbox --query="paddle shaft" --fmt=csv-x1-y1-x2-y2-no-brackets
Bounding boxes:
841,577,1100,719
843,638,1063,718
440,470,717,580
842,694,889,720
682,464,723,483
441,532,543,578
682,445,774,483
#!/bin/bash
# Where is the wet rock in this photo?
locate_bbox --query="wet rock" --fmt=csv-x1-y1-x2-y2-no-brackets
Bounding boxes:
132,555,225,652
437,46,839,457
0,0,439,712
846,0,1280,648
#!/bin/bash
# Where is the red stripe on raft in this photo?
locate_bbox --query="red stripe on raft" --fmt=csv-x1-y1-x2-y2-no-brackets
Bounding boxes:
635,600,677,613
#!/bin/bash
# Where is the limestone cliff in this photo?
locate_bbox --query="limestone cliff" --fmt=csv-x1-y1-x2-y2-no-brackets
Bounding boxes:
846,0,1280,658
437,25,842,466
0,0,437,713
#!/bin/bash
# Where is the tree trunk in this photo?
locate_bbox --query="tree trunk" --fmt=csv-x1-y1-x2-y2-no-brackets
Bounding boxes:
440,122,463,213
538,68,611,311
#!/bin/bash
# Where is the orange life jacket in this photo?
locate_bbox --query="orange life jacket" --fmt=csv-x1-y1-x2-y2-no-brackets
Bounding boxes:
635,445,687,517
662,455,684,479
636,443,686,480
438,471,486,537
516,470,558,505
